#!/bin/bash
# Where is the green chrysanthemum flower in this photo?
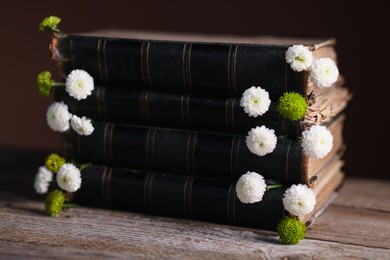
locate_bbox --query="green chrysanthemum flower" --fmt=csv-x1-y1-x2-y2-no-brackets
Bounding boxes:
276,216,306,245
37,71,54,97
45,189,66,217
39,16,61,32
45,153,66,173
276,92,307,121
36,71,65,97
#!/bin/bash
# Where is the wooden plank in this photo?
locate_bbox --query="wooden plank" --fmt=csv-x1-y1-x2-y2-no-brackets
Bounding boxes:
307,205,390,249
332,178,390,212
0,195,389,259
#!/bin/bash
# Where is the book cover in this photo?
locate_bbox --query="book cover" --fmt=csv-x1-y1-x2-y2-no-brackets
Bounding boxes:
50,30,338,98
69,155,345,231
54,83,350,138
62,113,345,186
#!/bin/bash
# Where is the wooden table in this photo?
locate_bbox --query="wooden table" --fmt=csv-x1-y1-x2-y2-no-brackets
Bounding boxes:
0,147,389,259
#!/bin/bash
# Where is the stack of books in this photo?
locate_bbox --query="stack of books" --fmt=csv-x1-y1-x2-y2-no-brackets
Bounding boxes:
38,18,351,243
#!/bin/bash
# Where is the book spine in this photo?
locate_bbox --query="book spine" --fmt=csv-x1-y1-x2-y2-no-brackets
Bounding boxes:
73,165,286,230
54,87,302,138
62,123,303,184
53,34,304,98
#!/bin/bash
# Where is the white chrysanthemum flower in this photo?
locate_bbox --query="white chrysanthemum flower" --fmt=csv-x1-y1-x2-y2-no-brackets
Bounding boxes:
309,58,339,87
302,125,333,159
34,166,53,194
283,184,316,217
70,115,94,136
246,126,277,156
65,69,94,100
56,163,82,192
46,102,72,132
285,45,314,72
240,86,271,117
236,172,267,204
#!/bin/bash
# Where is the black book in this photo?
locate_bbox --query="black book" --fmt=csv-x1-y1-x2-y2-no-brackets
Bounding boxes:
69,156,345,231
55,84,350,138
50,30,338,98
62,113,345,186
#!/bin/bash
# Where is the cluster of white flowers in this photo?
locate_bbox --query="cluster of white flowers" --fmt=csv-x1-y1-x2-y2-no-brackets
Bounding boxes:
46,101,72,132
282,184,316,217
56,163,82,192
285,45,314,72
302,125,333,159
46,102,94,136
235,173,317,218
65,69,94,100
34,162,83,195
246,126,277,156
71,115,94,136
34,167,53,194
309,58,339,88
286,45,339,88
240,86,271,117
236,172,267,204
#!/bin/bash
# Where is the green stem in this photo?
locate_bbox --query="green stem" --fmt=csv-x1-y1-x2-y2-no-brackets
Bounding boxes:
52,82,65,87
267,183,284,190
80,163,92,172
62,203,78,208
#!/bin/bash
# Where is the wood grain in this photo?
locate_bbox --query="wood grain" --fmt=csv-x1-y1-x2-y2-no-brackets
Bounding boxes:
1,178,390,259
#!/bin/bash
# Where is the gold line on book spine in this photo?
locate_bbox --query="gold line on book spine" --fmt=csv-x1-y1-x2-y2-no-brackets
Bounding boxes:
139,91,150,124
103,124,108,163
146,42,152,88
101,167,107,207
97,39,105,84
143,172,153,211
230,98,236,131
182,43,192,92
228,45,238,94
103,124,109,163
108,124,114,163
227,45,233,93
180,94,191,127
150,128,157,170
106,167,112,209
145,128,157,170
227,183,236,225
96,87,103,120
285,141,292,183
139,91,146,124
186,132,197,176
187,43,193,92
183,176,193,218
102,87,108,121
186,132,191,175
186,94,191,125
225,98,235,130
141,42,151,88
232,136,242,179
191,132,197,175
180,94,186,126
225,99,230,129
182,43,188,92
144,91,150,123
229,136,236,179
233,45,238,94
102,39,110,86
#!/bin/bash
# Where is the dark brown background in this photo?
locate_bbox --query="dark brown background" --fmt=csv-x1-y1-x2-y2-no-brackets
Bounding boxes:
0,1,387,179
